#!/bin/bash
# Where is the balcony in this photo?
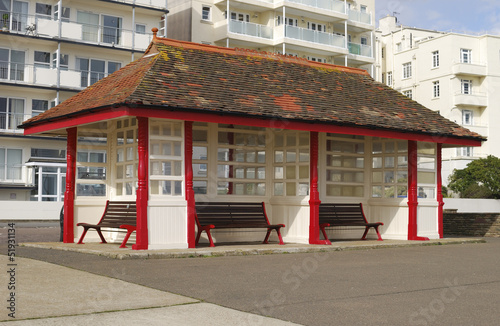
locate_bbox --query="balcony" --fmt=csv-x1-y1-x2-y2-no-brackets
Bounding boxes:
0,61,111,90
0,11,154,52
285,25,346,50
453,91,488,107
348,42,371,57
286,0,346,15
452,62,487,77
0,112,32,132
108,0,168,9
229,20,273,39
348,9,371,25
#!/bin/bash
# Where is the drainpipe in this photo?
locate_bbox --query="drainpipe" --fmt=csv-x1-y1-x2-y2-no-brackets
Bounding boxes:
283,5,286,54
131,4,135,61
226,0,229,47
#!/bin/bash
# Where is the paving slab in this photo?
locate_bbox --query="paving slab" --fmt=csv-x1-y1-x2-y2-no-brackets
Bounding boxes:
0,256,198,321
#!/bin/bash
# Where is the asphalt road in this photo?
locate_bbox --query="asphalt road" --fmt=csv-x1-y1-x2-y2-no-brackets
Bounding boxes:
2,226,500,326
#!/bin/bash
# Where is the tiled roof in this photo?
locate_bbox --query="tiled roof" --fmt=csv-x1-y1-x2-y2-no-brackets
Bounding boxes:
21,33,484,142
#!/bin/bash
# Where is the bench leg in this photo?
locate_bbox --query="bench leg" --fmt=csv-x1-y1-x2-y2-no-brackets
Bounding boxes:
119,227,136,248
206,229,215,247
263,228,284,245
195,227,215,247
77,227,89,244
95,227,107,244
374,226,383,241
320,226,329,242
361,227,370,240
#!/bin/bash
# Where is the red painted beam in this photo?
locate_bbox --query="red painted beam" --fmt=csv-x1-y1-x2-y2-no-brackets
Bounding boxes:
63,127,77,243
184,121,196,248
23,106,483,147
133,117,149,250
309,131,331,245
437,143,444,239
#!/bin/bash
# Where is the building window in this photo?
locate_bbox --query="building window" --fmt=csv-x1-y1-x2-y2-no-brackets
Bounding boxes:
325,134,365,197
462,110,473,125
461,79,472,95
381,73,385,84
0,148,22,181
102,15,122,44
36,3,52,17
387,72,393,86
135,24,146,34
276,16,297,26
32,99,48,116
372,139,408,198
432,51,439,68
77,58,121,87
202,6,211,21
217,124,267,196
52,53,69,70
34,51,51,68
381,47,385,59
231,12,250,22
457,147,473,157
0,48,25,81
461,49,471,63
403,90,413,99
308,22,326,32
274,131,309,197
433,81,440,98
30,166,66,202
360,5,367,13
402,62,412,79
308,56,326,63
54,5,70,22
0,97,24,130
361,37,368,45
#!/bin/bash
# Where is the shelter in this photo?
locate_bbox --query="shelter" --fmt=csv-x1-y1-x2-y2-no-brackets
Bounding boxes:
20,29,484,250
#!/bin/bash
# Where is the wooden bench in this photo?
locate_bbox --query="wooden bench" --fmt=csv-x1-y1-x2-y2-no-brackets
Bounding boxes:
319,203,383,241
195,202,285,247
77,200,137,248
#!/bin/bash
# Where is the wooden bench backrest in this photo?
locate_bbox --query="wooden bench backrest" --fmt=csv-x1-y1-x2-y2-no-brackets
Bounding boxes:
195,202,270,228
319,203,368,226
98,201,137,228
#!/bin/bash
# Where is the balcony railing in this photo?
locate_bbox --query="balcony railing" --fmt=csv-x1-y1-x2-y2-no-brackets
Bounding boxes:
0,112,32,131
229,20,273,39
285,25,345,49
453,91,488,107
348,42,372,57
108,0,168,8
0,11,154,51
287,0,346,14
0,61,113,90
348,9,371,25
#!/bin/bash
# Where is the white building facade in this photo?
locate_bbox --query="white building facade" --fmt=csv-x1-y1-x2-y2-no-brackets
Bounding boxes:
376,16,500,184
0,0,168,219
167,0,375,71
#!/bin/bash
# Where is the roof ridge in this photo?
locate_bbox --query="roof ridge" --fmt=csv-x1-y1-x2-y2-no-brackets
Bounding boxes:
149,29,369,76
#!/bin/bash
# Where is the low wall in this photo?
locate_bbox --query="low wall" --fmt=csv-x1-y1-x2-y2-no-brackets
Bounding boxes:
0,201,62,220
443,211,500,237
443,198,500,213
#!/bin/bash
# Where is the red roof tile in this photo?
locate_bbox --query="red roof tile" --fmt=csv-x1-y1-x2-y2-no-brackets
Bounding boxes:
21,34,484,142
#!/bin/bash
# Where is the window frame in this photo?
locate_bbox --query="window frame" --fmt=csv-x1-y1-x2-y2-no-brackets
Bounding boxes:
433,81,440,98
432,50,439,68
402,62,412,79
202,5,211,21
461,79,472,95
462,110,473,126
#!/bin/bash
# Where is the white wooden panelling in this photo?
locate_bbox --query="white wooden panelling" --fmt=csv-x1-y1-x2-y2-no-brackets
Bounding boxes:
417,202,439,239
149,203,187,249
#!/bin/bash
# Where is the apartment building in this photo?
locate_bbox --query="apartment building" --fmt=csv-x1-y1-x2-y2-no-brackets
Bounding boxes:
167,0,375,71
376,16,500,184
0,0,167,219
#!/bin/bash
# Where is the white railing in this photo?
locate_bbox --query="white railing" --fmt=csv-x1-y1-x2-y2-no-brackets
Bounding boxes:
287,0,345,14
229,20,273,39
0,61,113,90
0,11,154,51
0,112,32,131
285,25,346,49
108,0,167,8
348,42,372,57
348,9,371,25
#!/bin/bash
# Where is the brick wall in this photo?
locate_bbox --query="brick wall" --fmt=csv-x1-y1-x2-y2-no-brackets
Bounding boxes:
443,211,500,237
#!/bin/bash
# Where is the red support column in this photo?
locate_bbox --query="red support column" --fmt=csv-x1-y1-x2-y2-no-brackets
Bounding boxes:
133,117,149,250
407,140,429,241
185,121,196,248
437,143,444,238
63,127,77,243
309,131,331,245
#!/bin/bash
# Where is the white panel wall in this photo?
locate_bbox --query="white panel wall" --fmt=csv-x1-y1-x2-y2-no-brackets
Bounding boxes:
148,201,187,249
417,202,439,239
369,200,409,240
270,200,310,244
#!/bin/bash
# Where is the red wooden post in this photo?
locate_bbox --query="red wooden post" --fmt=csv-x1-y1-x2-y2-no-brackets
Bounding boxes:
63,127,77,243
185,121,196,248
437,143,444,238
133,117,149,250
309,131,331,245
407,140,429,241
